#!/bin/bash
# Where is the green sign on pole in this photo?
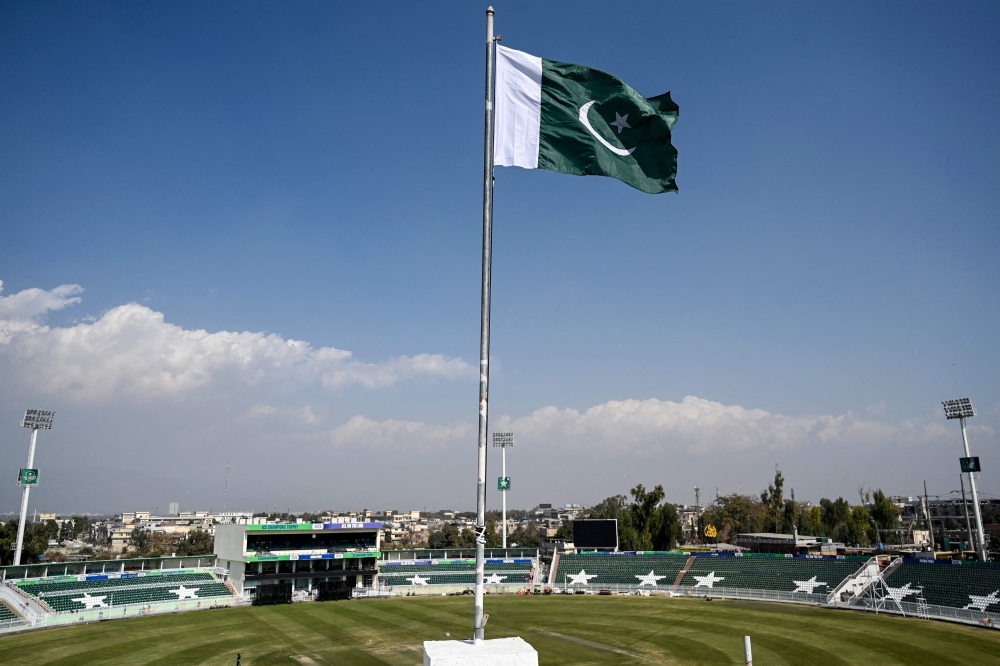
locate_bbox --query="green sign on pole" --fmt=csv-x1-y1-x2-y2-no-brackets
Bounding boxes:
18,468,39,486
498,477,510,491
960,457,981,473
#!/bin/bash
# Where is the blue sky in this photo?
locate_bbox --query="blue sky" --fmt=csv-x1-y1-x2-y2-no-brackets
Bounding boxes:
1,1,998,514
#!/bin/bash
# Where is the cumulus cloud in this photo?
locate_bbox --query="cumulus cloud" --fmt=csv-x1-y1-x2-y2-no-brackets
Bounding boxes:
493,396,910,452
329,415,473,451
0,281,472,400
0,280,83,320
335,396,947,454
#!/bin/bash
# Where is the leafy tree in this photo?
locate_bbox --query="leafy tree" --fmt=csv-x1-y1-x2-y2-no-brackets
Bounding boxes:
176,530,214,556
843,506,875,547
820,498,851,535
484,521,502,548
127,527,150,554
796,505,825,537
508,523,540,548
428,524,460,549
583,485,682,550
782,499,797,535
870,490,900,544
0,520,51,565
457,528,477,548
760,467,785,533
701,494,767,542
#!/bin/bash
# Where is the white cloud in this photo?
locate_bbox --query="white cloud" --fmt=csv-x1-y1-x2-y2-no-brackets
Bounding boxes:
0,281,472,400
0,280,83,320
329,415,473,451
335,396,947,454
249,404,319,424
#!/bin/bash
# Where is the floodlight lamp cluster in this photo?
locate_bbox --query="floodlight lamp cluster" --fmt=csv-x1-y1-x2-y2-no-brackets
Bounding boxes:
22,409,55,430
492,432,513,447
942,398,975,420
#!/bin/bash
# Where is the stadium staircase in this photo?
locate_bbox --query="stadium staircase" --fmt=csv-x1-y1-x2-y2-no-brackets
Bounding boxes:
671,556,696,589
547,552,560,586
826,557,883,605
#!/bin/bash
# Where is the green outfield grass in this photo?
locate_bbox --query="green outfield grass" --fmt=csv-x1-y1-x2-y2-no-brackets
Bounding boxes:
1,595,999,665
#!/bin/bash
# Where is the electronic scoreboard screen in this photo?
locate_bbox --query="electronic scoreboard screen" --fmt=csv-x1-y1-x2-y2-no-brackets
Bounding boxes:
573,519,618,550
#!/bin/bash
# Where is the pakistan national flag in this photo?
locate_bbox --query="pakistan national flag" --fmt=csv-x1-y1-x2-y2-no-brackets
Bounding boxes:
493,45,678,194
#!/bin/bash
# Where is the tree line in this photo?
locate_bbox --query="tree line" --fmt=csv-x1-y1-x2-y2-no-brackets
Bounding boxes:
701,468,901,547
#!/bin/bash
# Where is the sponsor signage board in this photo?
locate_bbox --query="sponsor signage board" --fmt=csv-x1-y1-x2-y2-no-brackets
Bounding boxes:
960,456,981,473
18,468,39,486
246,550,381,563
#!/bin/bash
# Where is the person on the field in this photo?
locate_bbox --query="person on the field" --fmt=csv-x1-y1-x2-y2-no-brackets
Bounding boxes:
236,654,241,666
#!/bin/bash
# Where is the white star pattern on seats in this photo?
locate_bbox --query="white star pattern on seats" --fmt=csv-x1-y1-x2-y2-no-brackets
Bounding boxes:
484,573,508,584
406,574,429,585
634,570,667,587
567,570,598,586
963,590,1000,612
885,583,918,604
70,592,108,609
791,576,827,594
169,585,200,600
693,572,725,588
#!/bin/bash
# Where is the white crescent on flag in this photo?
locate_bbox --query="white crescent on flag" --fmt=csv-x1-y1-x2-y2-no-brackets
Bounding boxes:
578,101,635,157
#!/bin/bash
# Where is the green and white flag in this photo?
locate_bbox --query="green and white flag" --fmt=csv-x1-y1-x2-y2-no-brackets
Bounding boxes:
494,45,678,194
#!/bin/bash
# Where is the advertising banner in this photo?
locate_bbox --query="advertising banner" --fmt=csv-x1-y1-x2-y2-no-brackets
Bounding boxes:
18,468,39,486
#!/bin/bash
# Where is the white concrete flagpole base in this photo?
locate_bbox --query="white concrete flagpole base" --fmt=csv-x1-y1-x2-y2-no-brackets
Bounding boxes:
424,637,538,666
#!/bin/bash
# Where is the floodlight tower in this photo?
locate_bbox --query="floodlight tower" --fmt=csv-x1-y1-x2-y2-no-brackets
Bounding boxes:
14,409,55,566
942,399,987,561
493,432,513,549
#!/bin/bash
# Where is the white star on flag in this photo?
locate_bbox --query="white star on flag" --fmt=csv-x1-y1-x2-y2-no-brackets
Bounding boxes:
963,590,1000,612
885,583,918,604
634,570,667,587
485,573,508,585
791,576,827,594
70,593,108,609
610,112,631,134
693,572,725,589
567,570,598,586
169,585,200,600
406,574,430,586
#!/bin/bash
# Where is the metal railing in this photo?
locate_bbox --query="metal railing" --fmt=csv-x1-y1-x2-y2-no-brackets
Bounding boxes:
850,596,1000,629
556,583,827,604
0,596,238,636
352,582,535,598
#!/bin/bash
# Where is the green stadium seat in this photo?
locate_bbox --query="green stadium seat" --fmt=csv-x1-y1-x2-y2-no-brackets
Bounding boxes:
886,560,1000,612
15,571,233,612
377,558,536,586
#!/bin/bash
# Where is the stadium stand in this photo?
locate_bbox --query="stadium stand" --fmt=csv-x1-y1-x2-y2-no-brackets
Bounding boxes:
15,571,232,612
377,558,535,586
557,552,690,587
886,559,1000,612
678,554,865,595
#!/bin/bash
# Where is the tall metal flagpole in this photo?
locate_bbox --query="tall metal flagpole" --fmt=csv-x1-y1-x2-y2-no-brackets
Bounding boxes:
474,5,496,643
